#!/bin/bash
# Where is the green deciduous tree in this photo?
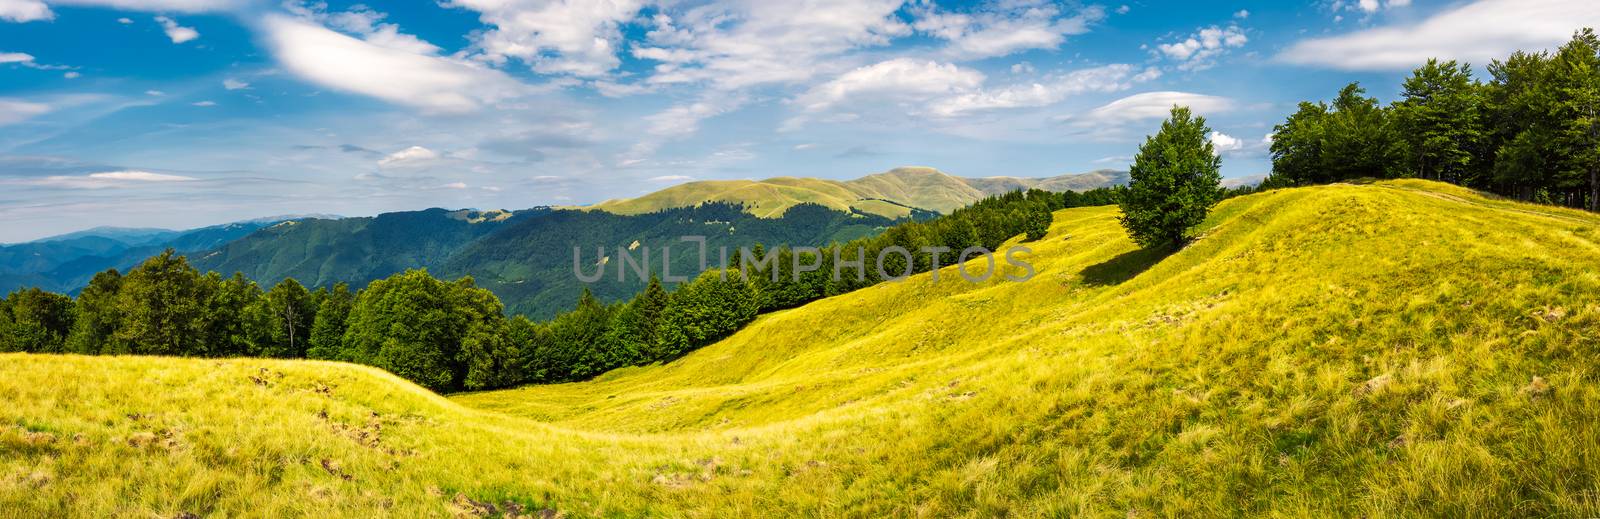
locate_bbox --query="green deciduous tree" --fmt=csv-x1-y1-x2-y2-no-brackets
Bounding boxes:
65,269,122,354
342,270,507,392
1392,59,1485,185
307,283,353,360
601,275,669,368
657,270,759,360
113,250,210,356
1119,106,1223,249
3,288,74,353
257,278,314,358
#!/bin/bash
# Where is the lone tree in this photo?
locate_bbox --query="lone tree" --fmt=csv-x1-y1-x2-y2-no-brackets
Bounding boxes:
1119,106,1223,249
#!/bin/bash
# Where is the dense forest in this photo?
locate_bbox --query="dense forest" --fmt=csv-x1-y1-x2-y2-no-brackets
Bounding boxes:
1264,29,1600,211
190,203,916,319
0,188,1117,392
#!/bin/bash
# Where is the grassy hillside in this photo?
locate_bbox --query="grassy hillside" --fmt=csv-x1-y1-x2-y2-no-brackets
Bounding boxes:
588,167,1127,218
4,180,1600,516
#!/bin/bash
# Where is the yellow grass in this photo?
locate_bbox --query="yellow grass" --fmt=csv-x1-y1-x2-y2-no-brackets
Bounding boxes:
5,180,1600,517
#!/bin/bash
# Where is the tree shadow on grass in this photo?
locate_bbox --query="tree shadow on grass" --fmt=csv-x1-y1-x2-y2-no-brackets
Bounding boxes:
1079,246,1174,286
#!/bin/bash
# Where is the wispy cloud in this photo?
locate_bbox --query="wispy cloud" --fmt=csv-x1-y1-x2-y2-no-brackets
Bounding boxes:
1279,0,1599,70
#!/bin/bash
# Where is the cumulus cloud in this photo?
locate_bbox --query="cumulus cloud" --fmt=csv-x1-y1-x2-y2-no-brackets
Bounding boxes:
1280,0,1600,71
447,0,644,77
0,0,52,22
1156,25,1248,71
222,78,249,90
648,175,692,182
912,2,1107,59
261,14,528,112
793,58,985,114
1208,131,1242,155
155,16,199,43
633,0,910,89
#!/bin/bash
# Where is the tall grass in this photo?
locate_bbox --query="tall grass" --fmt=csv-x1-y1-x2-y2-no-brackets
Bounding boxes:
4,179,1599,517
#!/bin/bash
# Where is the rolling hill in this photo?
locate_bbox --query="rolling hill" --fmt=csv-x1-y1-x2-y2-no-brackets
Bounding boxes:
587,166,1129,218
4,180,1598,516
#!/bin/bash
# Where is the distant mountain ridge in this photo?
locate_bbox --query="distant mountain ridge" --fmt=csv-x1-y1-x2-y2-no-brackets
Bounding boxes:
0,218,317,294
587,167,1127,218
2,166,1117,317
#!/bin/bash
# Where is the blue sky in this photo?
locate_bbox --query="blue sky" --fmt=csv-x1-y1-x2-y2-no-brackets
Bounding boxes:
0,0,1595,242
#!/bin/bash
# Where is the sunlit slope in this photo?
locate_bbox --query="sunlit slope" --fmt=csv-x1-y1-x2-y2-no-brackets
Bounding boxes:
586,167,1129,218
6,180,1600,517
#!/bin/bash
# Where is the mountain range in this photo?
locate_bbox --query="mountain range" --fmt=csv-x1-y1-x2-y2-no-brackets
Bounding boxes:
587,166,1130,218
0,167,1126,317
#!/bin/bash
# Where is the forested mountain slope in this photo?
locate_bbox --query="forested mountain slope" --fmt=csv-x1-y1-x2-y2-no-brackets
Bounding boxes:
191,204,898,319
4,180,1597,516
0,221,278,294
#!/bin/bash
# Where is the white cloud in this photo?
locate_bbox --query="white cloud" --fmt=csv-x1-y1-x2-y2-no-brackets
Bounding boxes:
0,51,69,70
1,0,244,23
0,98,50,125
0,0,51,22
1116,5,1130,15
447,0,645,77
261,14,528,112
222,78,249,90
191,100,216,106
786,59,1161,126
1156,25,1248,71
62,71,78,78
1208,131,1242,155
648,175,692,182
12,170,198,190
144,90,164,96
1065,91,1235,129
52,0,241,11
439,181,468,189
155,15,199,43
88,170,195,182
1234,9,1249,19
117,16,131,23
928,64,1158,117
634,0,910,89
1280,0,1600,71
913,3,1107,59
793,58,985,114
378,145,440,167
793,143,816,150
284,2,441,55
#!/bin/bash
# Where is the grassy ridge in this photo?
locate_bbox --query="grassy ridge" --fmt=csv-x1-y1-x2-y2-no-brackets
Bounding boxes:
586,167,1128,219
4,180,1600,516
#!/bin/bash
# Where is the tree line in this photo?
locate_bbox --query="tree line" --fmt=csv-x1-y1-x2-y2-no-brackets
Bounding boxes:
0,188,1115,392
1267,28,1600,211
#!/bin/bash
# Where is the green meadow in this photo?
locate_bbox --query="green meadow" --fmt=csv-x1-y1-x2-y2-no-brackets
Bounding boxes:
4,179,1599,517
